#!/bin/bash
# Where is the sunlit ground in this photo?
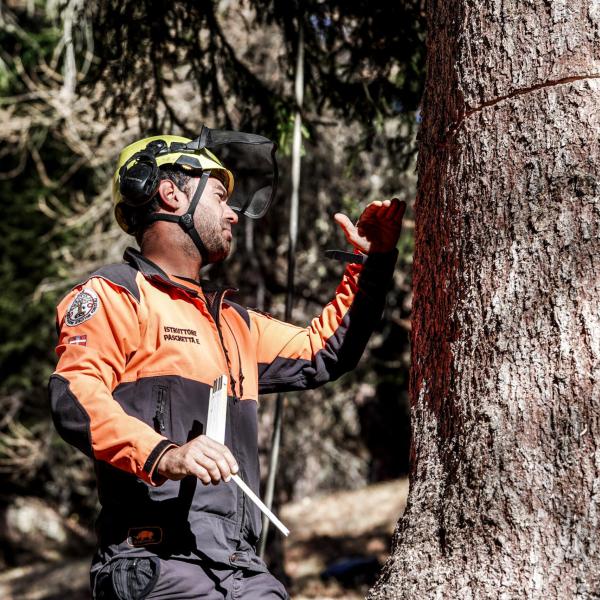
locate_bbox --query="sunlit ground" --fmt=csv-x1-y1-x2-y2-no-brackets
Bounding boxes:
0,479,408,600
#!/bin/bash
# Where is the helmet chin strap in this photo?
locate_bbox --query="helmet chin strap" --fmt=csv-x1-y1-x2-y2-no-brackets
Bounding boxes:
142,170,211,264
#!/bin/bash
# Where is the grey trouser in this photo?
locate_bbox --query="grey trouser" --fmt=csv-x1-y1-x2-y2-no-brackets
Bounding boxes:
93,556,289,600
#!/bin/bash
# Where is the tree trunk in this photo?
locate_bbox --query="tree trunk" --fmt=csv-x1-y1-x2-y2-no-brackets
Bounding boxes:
370,1,600,598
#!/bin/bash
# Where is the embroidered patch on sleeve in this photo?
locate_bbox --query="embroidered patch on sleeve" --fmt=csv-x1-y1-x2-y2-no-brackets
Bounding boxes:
65,288,100,326
67,335,87,346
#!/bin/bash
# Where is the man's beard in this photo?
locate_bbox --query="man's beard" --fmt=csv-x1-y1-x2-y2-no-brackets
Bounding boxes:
196,215,230,263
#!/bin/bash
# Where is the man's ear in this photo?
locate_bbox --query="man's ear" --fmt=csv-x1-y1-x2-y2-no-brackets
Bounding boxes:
156,179,185,212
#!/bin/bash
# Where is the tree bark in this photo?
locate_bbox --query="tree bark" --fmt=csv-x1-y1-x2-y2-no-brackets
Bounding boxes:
370,1,600,598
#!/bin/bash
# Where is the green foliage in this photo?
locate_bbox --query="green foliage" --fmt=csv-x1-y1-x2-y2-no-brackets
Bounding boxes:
0,4,104,523
0,142,94,392
85,1,425,143
0,8,61,75
275,103,310,157
0,180,56,391
0,13,60,392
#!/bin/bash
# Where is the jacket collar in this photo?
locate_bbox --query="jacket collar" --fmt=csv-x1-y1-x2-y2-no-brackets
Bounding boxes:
123,247,236,297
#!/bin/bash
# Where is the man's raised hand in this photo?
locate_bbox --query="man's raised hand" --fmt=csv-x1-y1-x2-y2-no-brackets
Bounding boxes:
334,198,406,255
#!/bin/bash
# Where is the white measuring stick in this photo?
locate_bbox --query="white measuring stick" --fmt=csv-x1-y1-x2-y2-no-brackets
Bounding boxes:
206,375,290,537
206,375,228,444
231,474,289,537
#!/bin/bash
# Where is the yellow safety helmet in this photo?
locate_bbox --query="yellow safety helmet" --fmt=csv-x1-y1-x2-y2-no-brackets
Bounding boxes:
112,125,278,261
113,134,234,234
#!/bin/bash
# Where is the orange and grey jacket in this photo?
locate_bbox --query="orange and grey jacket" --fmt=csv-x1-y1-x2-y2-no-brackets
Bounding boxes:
49,246,397,571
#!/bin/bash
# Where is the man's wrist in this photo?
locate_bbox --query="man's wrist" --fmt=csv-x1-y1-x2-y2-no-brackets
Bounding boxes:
150,443,178,484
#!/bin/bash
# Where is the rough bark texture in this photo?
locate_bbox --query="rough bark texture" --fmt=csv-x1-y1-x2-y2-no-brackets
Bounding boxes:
370,1,600,598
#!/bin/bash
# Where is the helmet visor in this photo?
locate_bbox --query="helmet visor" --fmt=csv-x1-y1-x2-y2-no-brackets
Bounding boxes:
185,127,278,219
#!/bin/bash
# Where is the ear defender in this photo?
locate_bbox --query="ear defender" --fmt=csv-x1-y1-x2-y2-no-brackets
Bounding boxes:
119,151,161,207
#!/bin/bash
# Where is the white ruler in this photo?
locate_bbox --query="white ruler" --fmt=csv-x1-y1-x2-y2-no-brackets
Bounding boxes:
207,376,290,537
231,474,289,537
206,375,228,444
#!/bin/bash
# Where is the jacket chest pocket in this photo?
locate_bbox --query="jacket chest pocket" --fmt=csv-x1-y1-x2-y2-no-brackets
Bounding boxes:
151,384,171,437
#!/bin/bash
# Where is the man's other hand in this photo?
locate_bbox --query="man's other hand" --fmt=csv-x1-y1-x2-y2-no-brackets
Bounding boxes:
334,198,406,254
156,435,239,485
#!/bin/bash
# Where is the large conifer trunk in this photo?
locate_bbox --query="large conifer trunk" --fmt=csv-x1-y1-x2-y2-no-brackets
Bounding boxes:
370,1,600,597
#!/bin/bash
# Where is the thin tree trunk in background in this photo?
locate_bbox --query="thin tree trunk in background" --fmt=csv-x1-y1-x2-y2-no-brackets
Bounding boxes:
370,1,600,597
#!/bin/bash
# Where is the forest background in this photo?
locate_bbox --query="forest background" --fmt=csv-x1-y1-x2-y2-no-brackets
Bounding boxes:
0,1,425,597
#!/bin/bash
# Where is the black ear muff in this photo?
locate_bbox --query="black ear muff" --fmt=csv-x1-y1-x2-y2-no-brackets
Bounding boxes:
119,152,160,206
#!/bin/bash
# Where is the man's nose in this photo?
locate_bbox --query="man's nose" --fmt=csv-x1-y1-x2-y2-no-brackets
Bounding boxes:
225,204,239,225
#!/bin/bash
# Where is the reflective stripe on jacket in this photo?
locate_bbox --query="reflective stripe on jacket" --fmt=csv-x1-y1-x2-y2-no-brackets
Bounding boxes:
49,246,397,570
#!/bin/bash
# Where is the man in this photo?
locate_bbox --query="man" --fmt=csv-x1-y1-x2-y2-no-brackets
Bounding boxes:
49,129,405,599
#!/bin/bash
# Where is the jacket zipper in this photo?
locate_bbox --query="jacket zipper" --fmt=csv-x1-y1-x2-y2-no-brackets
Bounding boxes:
207,290,239,400
206,290,247,540
153,387,167,433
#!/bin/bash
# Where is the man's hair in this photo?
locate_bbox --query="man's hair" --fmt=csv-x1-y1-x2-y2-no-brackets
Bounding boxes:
159,165,194,197
120,165,195,242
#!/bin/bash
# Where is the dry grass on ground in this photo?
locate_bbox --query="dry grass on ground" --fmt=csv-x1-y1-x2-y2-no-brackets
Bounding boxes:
283,479,408,599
